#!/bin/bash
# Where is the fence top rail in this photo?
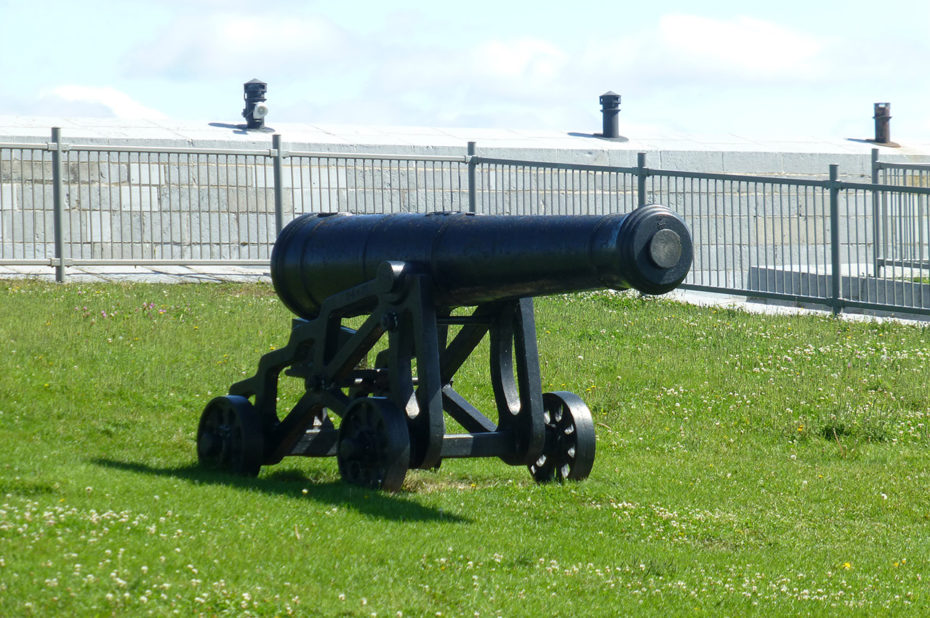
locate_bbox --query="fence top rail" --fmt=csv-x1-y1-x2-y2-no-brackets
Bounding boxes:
837,180,930,195
652,169,930,195
0,141,275,157
473,154,828,187
646,167,827,187
0,140,471,163
875,160,930,172
286,150,468,163
472,155,639,175
475,154,930,194
72,145,274,157
0,142,51,152
4,138,929,195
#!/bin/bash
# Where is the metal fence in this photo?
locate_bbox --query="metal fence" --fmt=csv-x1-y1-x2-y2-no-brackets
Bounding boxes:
0,131,472,276
3,129,930,317
872,149,930,276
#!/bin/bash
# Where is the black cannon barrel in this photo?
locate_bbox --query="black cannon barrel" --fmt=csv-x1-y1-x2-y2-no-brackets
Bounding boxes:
271,205,692,318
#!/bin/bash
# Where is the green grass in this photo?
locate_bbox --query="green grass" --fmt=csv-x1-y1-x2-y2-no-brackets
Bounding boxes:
2,280,930,615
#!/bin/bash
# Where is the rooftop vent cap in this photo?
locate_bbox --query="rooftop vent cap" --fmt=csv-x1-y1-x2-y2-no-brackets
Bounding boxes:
243,79,268,130
599,91,621,139
873,102,891,144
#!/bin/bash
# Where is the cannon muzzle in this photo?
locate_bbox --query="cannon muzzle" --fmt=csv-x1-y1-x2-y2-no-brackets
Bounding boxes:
271,205,692,319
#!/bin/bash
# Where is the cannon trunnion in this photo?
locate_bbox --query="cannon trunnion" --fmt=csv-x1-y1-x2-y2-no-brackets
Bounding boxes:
197,206,692,491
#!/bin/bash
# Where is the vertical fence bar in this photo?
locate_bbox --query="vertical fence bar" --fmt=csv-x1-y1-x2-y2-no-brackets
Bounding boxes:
272,134,284,236
871,148,880,276
636,152,646,208
467,142,476,214
829,164,841,314
51,127,66,282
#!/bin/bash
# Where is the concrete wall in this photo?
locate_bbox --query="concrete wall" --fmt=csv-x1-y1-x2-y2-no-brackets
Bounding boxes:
2,118,930,294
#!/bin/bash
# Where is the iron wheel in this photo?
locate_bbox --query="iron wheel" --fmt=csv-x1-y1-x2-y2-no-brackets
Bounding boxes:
337,398,410,492
528,391,596,483
197,395,264,477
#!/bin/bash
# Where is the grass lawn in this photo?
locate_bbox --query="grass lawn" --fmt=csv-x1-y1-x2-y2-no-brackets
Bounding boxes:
1,280,929,615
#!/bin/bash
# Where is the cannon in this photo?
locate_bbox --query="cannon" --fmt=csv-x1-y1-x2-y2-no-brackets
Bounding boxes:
196,206,692,491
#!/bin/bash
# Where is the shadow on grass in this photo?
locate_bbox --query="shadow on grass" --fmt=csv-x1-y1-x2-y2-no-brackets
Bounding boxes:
92,458,469,523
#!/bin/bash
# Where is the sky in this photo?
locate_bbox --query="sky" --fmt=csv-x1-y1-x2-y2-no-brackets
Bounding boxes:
2,0,930,142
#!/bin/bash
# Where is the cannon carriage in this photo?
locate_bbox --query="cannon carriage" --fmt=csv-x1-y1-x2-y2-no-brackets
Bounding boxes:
196,206,692,491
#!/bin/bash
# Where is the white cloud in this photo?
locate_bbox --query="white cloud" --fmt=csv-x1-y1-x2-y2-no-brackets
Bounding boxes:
110,8,834,132
364,14,833,131
34,6,914,139
41,86,168,119
658,14,824,77
471,38,568,86
126,13,350,78
361,36,573,128
582,14,828,87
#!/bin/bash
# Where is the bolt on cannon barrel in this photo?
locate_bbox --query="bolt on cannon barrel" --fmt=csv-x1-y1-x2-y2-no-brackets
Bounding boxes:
271,205,692,319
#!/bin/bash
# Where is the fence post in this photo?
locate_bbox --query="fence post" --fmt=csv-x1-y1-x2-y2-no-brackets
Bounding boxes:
467,141,477,214
51,127,66,283
272,134,284,236
829,164,841,315
870,148,881,277
636,152,647,208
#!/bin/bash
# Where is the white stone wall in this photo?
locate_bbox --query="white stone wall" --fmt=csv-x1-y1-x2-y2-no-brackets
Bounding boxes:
2,121,930,297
